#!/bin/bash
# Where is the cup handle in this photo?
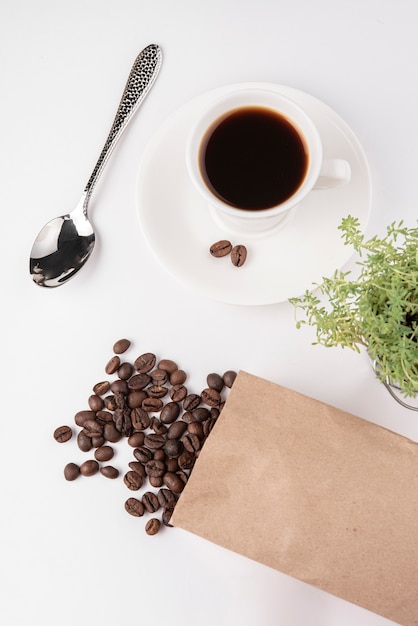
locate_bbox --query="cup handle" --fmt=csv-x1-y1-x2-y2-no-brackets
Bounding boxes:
314,158,351,189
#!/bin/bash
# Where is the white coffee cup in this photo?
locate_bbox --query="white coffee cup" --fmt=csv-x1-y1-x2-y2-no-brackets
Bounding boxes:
186,88,351,235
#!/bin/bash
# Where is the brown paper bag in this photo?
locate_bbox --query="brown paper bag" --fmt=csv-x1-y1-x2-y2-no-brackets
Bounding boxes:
172,371,418,626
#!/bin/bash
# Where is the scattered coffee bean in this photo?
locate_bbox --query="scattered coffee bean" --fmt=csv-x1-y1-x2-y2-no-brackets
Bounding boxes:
54,425,73,443
125,497,145,517
64,462,80,481
170,369,187,385
88,394,104,412
223,370,237,388
124,470,143,490
113,338,131,354
145,518,161,535
93,381,111,396
100,465,119,479
55,339,237,535
210,240,232,257
163,471,185,493
142,491,160,513
231,244,247,267
134,352,156,373
79,459,99,477
105,355,120,375
94,445,114,462
207,372,224,392
158,359,178,374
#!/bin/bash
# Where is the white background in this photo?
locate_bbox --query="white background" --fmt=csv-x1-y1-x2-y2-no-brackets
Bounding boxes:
1,1,417,624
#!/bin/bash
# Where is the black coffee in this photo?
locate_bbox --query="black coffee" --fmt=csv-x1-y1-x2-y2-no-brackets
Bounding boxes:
200,106,308,210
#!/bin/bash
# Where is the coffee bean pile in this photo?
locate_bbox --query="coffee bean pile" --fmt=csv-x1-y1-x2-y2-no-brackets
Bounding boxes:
53,338,236,535
209,240,247,267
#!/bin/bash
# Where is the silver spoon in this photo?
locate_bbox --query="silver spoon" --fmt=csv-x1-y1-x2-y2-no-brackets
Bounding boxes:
30,43,162,287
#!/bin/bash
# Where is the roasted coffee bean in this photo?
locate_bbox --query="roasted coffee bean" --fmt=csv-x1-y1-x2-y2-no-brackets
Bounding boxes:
176,470,188,486
182,411,194,424
178,451,195,470
150,368,168,385
133,446,153,463
192,407,210,422
145,459,165,478
128,373,151,390
163,471,185,493
128,432,145,448
93,381,111,396
165,458,179,473
110,379,129,395
201,387,221,407
160,401,180,424
170,384,188,402
77,430,92,452
74,410,96,427
142,397,163,413
163,439,183,458
210,407,220,420
182,432,201,453
104,395,117,411
125,497,145,517
203,418,216,437
153,449,166,462
100,465,119,479
187,421,204,439
134,352,156,373
144,433,166,450
147,385,168,399
167,421,187,440
206,372,224,392
83,419,104,438
150,418,167,435
94,445,114,462
127,390,148,409
113,408,133,436
96,410,113,423
113,392,126,410
80,459,99,477
54,425,73,443
210,239,232,257
131,407,151,430
145,518,161,535
170,369,187,385
162,505,175,527
64,462,80,481
113,338,131,354
158,359,178,374
118,362,134,380
231,244,247,267
124,470,143,490
223,370,237,388
88,394,104,412
183,394,201,411
103,422,122,443
92,436,105,448
142,491,160,513
149,476,163,488
157,488,177,507
105,355,120,375
128,461,146,478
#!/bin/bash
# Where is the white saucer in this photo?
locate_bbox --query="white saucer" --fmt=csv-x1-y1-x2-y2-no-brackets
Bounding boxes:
136,83,372,306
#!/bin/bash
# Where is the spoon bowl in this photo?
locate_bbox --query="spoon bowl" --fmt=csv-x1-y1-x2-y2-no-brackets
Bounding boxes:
29,44,162,287
30,195,95,287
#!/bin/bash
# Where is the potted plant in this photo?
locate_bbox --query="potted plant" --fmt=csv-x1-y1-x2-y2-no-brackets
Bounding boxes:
289,215,418,406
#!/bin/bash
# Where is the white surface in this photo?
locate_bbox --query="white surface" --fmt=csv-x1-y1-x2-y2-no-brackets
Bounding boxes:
137,82,371,304
1,1,417,625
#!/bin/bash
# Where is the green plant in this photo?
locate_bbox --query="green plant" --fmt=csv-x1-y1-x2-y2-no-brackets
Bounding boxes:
289,215,418,396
